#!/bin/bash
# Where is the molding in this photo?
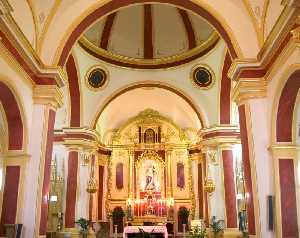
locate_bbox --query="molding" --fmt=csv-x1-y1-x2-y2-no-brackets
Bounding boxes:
78,32,219,69
270,144,300,158
232,79,267,105
197,125,240,147
0,6,66,86
0,0,12,15
33,85,63,109
291,24,300,45
54,127,103,153
228,6,300,81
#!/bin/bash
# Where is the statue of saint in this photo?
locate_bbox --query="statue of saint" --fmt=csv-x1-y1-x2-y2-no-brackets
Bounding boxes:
144,164,157,190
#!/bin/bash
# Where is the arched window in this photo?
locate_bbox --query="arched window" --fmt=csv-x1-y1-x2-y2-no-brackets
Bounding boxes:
177,163,185,188
116,163,123,189
144,128,155,143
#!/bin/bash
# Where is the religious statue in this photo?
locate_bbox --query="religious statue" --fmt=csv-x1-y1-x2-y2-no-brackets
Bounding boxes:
145,164,157,190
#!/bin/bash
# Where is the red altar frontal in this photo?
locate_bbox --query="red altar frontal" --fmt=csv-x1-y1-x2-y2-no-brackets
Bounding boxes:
131,191,168,217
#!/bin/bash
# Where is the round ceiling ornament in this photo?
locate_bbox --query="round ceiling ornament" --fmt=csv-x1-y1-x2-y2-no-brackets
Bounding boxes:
85,66,109,90
191,64,214,89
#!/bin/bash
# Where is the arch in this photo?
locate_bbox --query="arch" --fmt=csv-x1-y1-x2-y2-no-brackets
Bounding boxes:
38,0,259,66
91,82,207,129
0,81,24,151
276,69,300,142
220,51,232,124
66,54,81,127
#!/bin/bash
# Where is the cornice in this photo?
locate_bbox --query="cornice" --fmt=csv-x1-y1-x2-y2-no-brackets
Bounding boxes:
232,78,267,105
54,127,105,153
33,85,63,109
0,3,66,86
0,0,12,15
197,124,240,147
270,143,300,158
228,7,300,81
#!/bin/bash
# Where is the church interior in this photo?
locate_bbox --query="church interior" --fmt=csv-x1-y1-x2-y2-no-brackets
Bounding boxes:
0,1,299,238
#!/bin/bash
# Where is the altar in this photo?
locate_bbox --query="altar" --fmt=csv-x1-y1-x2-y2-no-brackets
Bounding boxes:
123,226,168,238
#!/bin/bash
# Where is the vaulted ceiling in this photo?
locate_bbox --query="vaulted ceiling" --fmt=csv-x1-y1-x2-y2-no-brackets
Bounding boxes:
80,3,218,68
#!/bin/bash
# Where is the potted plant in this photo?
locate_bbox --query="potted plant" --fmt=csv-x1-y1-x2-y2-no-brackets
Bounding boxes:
112,207,125,233
75,217,90,238
188,225,208,238
178,207,190,232
209,216,224,238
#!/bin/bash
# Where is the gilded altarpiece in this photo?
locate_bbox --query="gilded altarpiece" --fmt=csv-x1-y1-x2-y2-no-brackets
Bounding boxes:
105,109,196,231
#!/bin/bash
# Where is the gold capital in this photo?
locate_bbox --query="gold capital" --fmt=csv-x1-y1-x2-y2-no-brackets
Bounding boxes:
33,85,63,109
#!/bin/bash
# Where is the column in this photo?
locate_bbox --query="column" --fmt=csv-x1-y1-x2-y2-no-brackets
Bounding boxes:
128,149,134,198
166,150,173,197
220,145,238,229
205,147,226,222
62,127,99,230
98,151,108,221
65,151,79,228
199,125,240,229
21,85,63,238
202,152,209,225
233,79,272,237
189,152,201,219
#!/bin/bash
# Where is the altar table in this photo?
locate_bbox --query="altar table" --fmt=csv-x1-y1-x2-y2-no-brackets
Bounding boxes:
123,226,168,238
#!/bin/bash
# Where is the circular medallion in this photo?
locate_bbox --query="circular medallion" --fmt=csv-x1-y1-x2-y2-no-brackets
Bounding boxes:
86,67,108,90
191,65,214,89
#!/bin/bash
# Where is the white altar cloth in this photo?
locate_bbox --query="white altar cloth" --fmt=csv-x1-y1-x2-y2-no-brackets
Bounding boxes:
123,226,168,238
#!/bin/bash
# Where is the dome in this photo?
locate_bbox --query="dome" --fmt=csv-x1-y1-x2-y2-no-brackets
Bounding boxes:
79,3,219,69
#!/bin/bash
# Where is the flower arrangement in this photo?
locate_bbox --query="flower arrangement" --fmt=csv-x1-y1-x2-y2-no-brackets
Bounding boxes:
75,218,90,238
188,225,208,238
210,216,224,238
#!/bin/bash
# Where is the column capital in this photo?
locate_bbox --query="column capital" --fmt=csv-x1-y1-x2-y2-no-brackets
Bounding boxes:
232,79,267,105
55,127,100,152
198,124,240,147
270,144,299,158
33,85,63,109
291,24,300,46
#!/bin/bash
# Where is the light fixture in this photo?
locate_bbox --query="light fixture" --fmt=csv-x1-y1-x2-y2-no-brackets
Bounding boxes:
86,160,98,193
50,195,58,202
204,178,215,194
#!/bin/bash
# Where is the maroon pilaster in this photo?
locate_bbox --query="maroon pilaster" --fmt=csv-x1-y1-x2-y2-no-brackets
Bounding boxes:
98,165,104,220
238,105,256,235
65,151,79,228
222,150,237,228
279,159,299,237
202,154,209,225
0,166,20,235
198,163,204,219
39,110,56,235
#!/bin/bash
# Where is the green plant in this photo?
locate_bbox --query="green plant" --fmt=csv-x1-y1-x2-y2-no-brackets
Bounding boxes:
75,217,90,234
188,226,208,238
112,207,125,219
210,216,224,238
178,207,190,218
